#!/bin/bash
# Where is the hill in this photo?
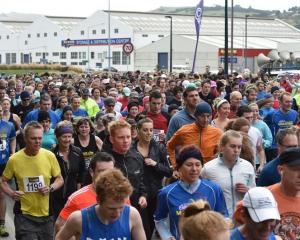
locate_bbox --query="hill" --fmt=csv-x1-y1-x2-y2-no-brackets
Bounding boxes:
151,5,300,29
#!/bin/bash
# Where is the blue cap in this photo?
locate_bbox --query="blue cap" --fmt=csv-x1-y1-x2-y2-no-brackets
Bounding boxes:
194,102,212,117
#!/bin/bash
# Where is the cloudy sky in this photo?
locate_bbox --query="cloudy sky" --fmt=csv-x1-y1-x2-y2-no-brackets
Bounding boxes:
1,0,300,17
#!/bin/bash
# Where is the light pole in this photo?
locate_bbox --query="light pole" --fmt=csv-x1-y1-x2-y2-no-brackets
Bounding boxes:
230,0,234,74
245,14,250,69
165,16,173,73
224,0,229,76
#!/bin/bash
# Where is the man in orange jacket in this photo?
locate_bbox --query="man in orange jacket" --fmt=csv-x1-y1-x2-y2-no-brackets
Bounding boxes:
167,102,222,167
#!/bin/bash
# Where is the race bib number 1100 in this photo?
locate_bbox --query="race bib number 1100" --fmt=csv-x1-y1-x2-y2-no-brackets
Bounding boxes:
23,176,45,192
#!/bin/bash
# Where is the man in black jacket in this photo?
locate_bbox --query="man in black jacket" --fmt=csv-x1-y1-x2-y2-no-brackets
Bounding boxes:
107,120,147,209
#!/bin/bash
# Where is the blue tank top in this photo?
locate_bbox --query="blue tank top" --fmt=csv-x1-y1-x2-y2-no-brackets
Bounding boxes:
230,227,276,240
80,204,131,240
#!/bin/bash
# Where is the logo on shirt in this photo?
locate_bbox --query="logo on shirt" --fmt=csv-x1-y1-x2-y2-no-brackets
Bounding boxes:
274,212,300,240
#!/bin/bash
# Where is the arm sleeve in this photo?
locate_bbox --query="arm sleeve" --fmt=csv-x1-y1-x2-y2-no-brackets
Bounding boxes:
154,144,173,178
154,190,169,221
261,122,273,149
138,158,147,198
166,117,178,141
21,112,31,128
155,219,174,240
166,129,183,168
59,197,77,220
77,152,86,184
214,186,229,218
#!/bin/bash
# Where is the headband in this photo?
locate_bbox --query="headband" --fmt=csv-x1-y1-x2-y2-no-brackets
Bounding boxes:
216,99,229,109
56,126,73,138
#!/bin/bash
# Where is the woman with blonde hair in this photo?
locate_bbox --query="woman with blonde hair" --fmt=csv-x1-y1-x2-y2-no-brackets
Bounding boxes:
225,118,254,165
180,200,230,240
212,98,231,131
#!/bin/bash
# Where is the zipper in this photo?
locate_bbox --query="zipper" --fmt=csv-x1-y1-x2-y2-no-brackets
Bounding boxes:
199,128,202,149
229,168,235,215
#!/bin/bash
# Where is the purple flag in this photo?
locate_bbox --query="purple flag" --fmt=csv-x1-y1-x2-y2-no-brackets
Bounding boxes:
194,0,204,38
192,0,204,73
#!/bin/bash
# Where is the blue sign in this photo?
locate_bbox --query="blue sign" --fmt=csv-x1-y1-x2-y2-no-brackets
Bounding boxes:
62,38,131,47
220,57,237,63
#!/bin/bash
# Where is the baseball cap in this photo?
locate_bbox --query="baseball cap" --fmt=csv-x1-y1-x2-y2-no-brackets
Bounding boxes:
82,88,90,96
243,187,280,223
182,80,190,88
271,86,280,94
194,102,212,117
123,87,131,97
130,91,139,99
279,147,300,166
20,91,30,100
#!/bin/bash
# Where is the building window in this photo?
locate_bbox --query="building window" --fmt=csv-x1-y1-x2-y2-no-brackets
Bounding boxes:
122,53,130,65
101,29,105,34
28,34,31,38
6,35,9,39
91,52,95,59
114,28,119,34
25,40,28,45
80,30,84,35
36,52,42,57
5,53,10,64
112,51,121,65
54,32,57,37
11,53,16,64
142,34,148,37
37,33,40,38
60,62,67,65
60,52,67,59
0,36,1,40
52,52,59,57
71,62,78,65
44,33,47,37
71,52,78,59
158,34,164,37
92,30,96,34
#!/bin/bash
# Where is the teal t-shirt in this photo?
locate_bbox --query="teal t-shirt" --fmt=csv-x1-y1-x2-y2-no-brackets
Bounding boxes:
42,128,57,150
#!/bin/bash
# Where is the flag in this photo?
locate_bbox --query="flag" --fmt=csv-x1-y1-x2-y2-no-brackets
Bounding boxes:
192,0,204,73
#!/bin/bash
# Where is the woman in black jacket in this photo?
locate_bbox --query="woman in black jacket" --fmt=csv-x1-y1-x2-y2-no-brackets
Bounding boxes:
134,117,173,240
51,120,85,220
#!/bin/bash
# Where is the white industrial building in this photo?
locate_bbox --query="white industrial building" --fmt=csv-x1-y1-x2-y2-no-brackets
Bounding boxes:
1,10,300,73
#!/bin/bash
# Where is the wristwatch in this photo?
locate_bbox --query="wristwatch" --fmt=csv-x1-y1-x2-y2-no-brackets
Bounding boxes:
49,185,55,192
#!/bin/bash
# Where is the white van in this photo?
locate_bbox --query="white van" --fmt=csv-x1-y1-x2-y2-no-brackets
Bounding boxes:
172,65,191,73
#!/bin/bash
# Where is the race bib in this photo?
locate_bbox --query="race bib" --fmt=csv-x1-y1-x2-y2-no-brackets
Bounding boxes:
23,176,45,193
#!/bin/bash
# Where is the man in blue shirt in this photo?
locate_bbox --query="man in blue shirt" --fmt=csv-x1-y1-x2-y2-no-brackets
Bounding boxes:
258,128,298,186
22,93,60,128
0,104,16,237
70,95,88,120
264,92,298,161
166,86,200,141
154,145,228,240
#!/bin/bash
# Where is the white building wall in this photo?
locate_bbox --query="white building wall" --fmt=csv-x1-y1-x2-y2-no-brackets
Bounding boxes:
135,35,219,72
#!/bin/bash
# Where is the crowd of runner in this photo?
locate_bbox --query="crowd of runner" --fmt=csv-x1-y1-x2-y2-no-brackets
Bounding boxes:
0,66,299,240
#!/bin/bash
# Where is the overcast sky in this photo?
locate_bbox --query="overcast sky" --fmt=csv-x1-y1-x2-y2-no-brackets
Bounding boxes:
1,0,300,17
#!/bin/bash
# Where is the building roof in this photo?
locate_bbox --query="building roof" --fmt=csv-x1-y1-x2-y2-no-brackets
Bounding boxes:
0,10,300,39
109,11,300,38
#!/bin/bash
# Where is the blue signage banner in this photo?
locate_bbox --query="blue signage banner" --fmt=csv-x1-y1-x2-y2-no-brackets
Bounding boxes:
220,57,237,63
62,38,131,47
